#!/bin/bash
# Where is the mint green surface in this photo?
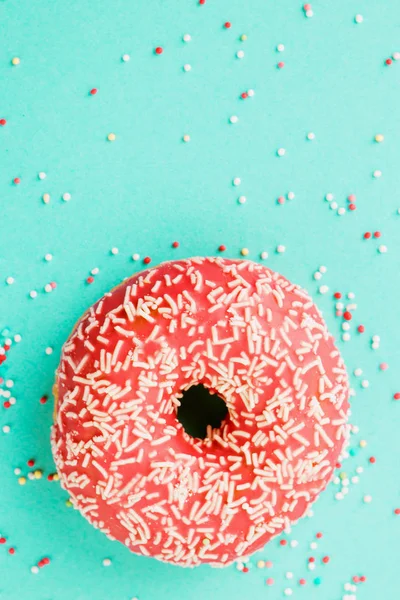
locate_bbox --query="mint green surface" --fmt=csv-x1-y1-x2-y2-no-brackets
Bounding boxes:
1,1,400,598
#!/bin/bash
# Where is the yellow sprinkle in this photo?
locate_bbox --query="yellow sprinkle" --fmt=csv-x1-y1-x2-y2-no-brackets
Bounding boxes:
65,499,73,508
359,440,367,448
53,473,60,481
107,133,116,141
240,34,247,41
339,471,347,480
11,57,21,66
18,476,27,485
42,193,50,204
34,469,43,479
257,560,265,568
202,538,211,546
374,134,384,143
241,248,249,256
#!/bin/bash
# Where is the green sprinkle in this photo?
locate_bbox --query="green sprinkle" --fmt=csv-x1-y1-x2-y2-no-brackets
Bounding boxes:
314,577,322,586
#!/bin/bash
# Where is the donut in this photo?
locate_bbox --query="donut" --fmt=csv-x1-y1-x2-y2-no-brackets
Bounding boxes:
52,257,349,567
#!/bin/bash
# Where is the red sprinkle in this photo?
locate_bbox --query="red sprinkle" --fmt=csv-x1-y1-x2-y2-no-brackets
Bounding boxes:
353,576,360,584
277,196,285,205
303,3,312,10
299,578,306,585
348,203,356,211
394,508,400,515
86,276,94,284
369,456,376,464
0,537,6,544
199,0,206,4
393,393,400,400
385,58,393,65
143,256,151,265
343,311,352,321
218,245,226,252
0,119,6,126
360,576,367,583
380,362,388,371
316,532,323,539
50,281,57,289
373,231,381,238
224,22,232,29
348,194,356,202
8,548,15,555
277,62,285,69
40,395,48,405
4,401,11,409
265,560,273,568
358,325,365,333
279,539,287,546
155,47,163,55
364,232,372,239
13,177,21,185
89,88,98,95
172,241,179,248
241,92,248,99
333,292,342,299
308,557,315,563
242,567,249,573
322,556,330,564
266,578,274,586
47,474,54,481
27,459,35,467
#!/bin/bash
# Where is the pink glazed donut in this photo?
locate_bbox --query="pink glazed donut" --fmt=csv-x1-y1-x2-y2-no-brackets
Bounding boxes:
52,257,349,567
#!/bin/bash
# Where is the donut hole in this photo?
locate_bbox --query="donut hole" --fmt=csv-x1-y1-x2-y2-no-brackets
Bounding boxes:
176,384,228,439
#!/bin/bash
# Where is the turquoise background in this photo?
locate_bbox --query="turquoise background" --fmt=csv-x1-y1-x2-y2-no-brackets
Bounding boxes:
1,0,400,598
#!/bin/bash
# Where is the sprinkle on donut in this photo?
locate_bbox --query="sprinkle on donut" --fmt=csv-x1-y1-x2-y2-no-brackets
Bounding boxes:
52,257,350,567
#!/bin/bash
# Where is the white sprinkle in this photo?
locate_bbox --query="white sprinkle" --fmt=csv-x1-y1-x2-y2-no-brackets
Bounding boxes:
330,201,338,210
319,285,329,294
356,466,363,474
183,63,191,72
247,89,255,97
29,291,37,299
236,50,245,59
6,277,14,285
276,245,286,253
277,44,285,52
260,251,268,260
38,172,47,180
342,322,350,331
44,284,52,293
335,492,344,500
102,558,112,567
2,425,10,433
229,115,239,124
183,134,190,142
325,193,334,202
183,34,191,42
91,268,99,275
354,368,362,376
363,494,372,503
310,542,318,550
361,379,369,388
286,572,293,579
337,207,345,215
373,169,382,178
31,566,39,574
277,148,286,157
351,476,359,484
14,468,21,475
45,347,53,355
111,247,119,255
62,192,71,201
372,335,380,342
14,334,21,342
378,244,387,253
233,177,241,186
290,540,298,548
308,562,316,570
319,265,327,273
122,54,130,62
5,380,13,388
347,292,355,299
132,253,140,261
314,272,322,280
44,253,53,262
42,193,50,204
284,589,293,596
238,195,246,204
307,132,315,140
355,14,363,23
393,52,400,61
305,9,313,17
